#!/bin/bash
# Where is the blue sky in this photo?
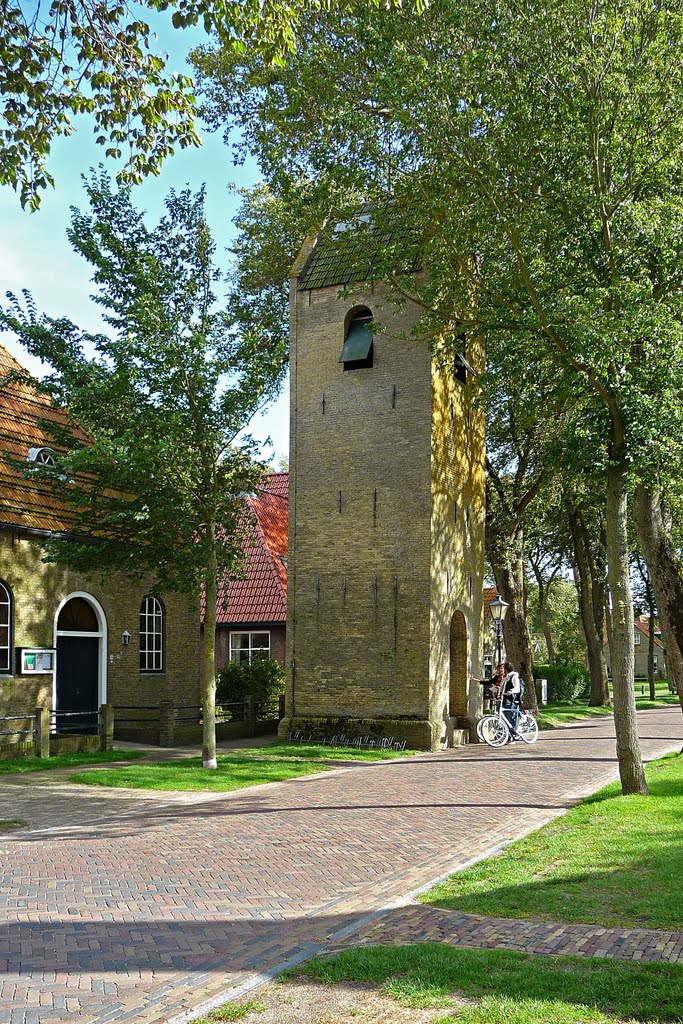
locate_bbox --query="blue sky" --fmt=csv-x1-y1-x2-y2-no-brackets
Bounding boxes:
0,14,289,468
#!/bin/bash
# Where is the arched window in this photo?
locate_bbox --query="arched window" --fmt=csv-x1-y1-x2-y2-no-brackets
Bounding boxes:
339,307,374,370
57,596,98,631
0,581,12,674
140,597,164,673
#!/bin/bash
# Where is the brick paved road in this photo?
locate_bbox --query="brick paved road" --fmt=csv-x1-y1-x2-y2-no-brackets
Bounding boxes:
346,905,683,963
0,707,680,1024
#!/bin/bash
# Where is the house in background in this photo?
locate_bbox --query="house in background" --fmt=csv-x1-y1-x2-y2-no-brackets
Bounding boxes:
604,614,667,680
214,472,288,672
0,343,200,741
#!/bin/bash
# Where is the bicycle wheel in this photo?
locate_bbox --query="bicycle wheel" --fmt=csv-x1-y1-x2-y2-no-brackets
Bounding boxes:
517,711,539,744
480,715,510,747
476,715,491,741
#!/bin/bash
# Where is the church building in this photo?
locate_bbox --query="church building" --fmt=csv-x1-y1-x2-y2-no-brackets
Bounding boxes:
280,219,486,750
0,344,200,742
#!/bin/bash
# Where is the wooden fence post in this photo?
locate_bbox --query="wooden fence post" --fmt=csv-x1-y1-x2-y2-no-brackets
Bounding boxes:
35,706,50,759
245,695,257,737
159,701,175,747
99,704,114,752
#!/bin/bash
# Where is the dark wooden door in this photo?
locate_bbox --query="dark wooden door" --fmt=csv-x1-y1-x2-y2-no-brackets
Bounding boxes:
56,635,99,732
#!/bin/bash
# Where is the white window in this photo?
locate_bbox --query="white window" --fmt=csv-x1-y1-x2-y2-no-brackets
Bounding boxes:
634,631,641,645
229,631,270,665
140,597,164,672
0,581,12,674
27,446,56,466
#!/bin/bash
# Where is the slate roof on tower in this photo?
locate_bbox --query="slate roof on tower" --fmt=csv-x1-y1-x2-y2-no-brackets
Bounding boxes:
295,209,422,291
0,343,88,535
215,472,288,625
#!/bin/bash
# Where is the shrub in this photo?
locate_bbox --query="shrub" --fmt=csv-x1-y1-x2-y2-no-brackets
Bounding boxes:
216,658,285,706
533,663,591,701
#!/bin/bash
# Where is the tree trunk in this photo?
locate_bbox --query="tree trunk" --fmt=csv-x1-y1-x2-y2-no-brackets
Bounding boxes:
567,507,610,706
535,575,556,665
202,534,218,770
486,523,537,710
634,483,683,710
648,614,655,702
605,456,647,794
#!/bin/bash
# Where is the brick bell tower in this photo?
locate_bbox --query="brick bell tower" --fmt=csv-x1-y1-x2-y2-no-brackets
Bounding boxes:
279,221,486,750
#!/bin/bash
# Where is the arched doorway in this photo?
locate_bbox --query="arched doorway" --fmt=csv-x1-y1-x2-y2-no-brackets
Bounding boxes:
54,593,107,730
449,610,468,718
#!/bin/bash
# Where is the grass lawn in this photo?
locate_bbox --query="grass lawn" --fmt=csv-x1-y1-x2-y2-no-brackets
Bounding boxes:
0,818,27,832
0,750,148,774
421,751,683,930
537,680,679,730
291,943,683,1023
70,753,333,792
238,741,420,761
536,701,614,729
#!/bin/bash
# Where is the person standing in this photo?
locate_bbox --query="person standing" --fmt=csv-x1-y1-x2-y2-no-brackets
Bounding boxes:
501,661,523,740
476,663,505,712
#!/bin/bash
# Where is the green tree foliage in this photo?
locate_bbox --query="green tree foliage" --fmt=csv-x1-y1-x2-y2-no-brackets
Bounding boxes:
0,0,424,209
224,181,325,400
0,174,273,768
195,0,683,792
0,1,198,209
527,580,586,667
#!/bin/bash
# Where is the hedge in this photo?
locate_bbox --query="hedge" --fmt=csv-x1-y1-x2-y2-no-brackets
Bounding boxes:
216,657,285,707
533,663,591,701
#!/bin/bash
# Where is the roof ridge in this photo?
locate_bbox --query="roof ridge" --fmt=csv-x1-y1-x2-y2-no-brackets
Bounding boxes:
256,487,288,502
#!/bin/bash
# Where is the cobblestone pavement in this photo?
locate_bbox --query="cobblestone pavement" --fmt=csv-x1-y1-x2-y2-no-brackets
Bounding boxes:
0,707,680,1024
344,904,683,963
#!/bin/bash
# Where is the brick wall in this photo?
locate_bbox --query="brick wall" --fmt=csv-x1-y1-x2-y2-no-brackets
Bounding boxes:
428,332,486,731
284,274,486,748
0,528,200,719
286,280,433,724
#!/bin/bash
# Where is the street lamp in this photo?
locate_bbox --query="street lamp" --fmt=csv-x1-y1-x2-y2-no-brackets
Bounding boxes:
489,594,510,667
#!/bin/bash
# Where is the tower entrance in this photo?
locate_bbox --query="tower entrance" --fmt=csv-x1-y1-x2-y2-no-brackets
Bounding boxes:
449,610,468,718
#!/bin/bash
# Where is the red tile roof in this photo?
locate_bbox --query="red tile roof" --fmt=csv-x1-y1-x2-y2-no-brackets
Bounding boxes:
0,343,89,534
634,617,665,650
215,472,288,625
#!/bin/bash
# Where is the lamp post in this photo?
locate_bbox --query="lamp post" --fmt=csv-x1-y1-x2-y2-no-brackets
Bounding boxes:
489,594,510,667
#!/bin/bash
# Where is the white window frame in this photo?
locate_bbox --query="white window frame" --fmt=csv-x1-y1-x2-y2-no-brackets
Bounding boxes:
634,631,641,645
229,630,271,665
140,596,164,673
0,580,12,674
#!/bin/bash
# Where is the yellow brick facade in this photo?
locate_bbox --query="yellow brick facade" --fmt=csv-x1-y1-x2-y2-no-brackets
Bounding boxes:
281,267,486,750
0,528,200,720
